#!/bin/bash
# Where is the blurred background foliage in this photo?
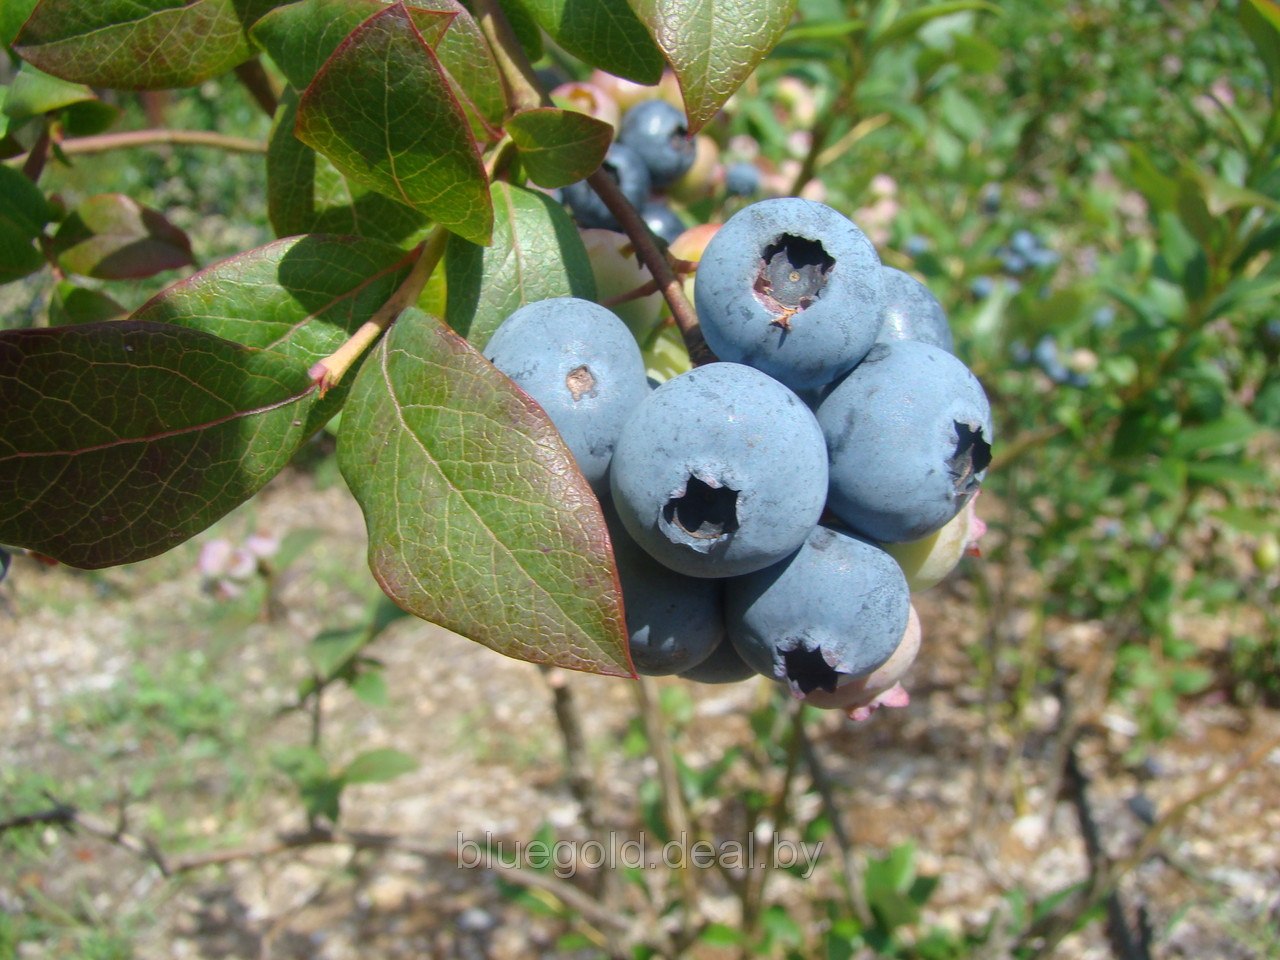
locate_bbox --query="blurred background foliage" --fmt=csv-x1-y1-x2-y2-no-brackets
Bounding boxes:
3,0,1279,956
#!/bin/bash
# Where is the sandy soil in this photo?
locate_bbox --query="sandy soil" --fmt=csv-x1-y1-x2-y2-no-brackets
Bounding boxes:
2,466,1278,959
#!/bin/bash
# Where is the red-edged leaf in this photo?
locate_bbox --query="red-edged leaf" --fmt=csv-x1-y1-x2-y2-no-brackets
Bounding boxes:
50,194,193,280
14,0,278,90
295,2,493,244
628,0,797,133
507,108,614,189
337,307,633,677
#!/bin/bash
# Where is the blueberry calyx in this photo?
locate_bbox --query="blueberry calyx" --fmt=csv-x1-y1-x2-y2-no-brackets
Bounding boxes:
661,475,740,546
780,642,841,696
753,235,835,329
565,364,596,401
947,422,992,494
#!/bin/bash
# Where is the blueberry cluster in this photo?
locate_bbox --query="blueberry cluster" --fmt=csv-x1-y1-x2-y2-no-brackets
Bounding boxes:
970,227,1061,299
484,198,993,721
562,99,696,245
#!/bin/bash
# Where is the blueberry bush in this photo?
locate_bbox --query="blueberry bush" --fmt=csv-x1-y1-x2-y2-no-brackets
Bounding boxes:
4,0,1280,956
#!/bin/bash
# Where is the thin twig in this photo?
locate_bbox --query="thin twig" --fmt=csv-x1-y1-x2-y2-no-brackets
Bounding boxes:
10,129,267,169
0,796,637,938
234,57,281,117
1018,732,1280,957
307,227,447,393
794,710,873,928
634,675,701,917
586,167,711,365
1064,741,1149,960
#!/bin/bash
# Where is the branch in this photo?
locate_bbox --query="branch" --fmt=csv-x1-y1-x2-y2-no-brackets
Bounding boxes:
234,57,281,117
794,709,874,928
471,0,712,366
10,129,267,169
0,794,635,939
307,226,448,394
1063,741,1150,960
586,167,712,365
1016,731,1280,957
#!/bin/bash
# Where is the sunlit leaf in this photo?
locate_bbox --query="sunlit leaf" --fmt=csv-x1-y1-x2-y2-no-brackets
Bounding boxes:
524,0,664,85
628,0,797,133
0,235,414,568
507,107,614,189
14,0,279,89
295,2,493,244
337,307,632,676
267,87,429,245
444,182,597,348
341,747,417,784
50,194,193,280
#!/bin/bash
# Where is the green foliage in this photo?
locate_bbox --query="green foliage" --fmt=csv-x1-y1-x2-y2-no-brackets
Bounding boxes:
0,0,804,676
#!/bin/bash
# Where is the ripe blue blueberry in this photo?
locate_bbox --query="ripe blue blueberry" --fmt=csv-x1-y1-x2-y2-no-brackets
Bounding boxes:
562,142,652,231
617,99,696,187
602,501,725,676
680,635,760,684
483,297,650,493
724,162,761,197
817,340,993,543
610,362,828,578
727,525,911,698
694,198,886,392
875,266,954,354
1032,334,1070,383
904,234,931,258
969,275,994,299
1009,228,1038,257
998,250,1027,274
641,201,687,247
1026,247,1060,270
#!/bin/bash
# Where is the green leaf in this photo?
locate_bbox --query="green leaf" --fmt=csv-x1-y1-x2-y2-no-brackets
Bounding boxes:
524,0,664,86
0,321,319,568
267,87,429,245
1242,0,1280,114
310,625,369,678
340,747,418,784
779,18,866,44
59,99,121,137
295,2,493,245
413,0,506,140
870,0,1000,49
253,0,503,140
1171,410,1264,457
1186,459,1271,487
1,63,96,120
507,108,614,189
348,669,389,705
0,163,56,238
1211,506,1274,534
272,745,330,785
337,307,632,677
444,182,597,348
0,235,413,568
250,0,430,90
0,223,44,285
48,283,126,325
1124,142,1177,212
50,194,193,280
1,0,40,48
131,233,413,365
629,0,797,134
13,0,278,90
